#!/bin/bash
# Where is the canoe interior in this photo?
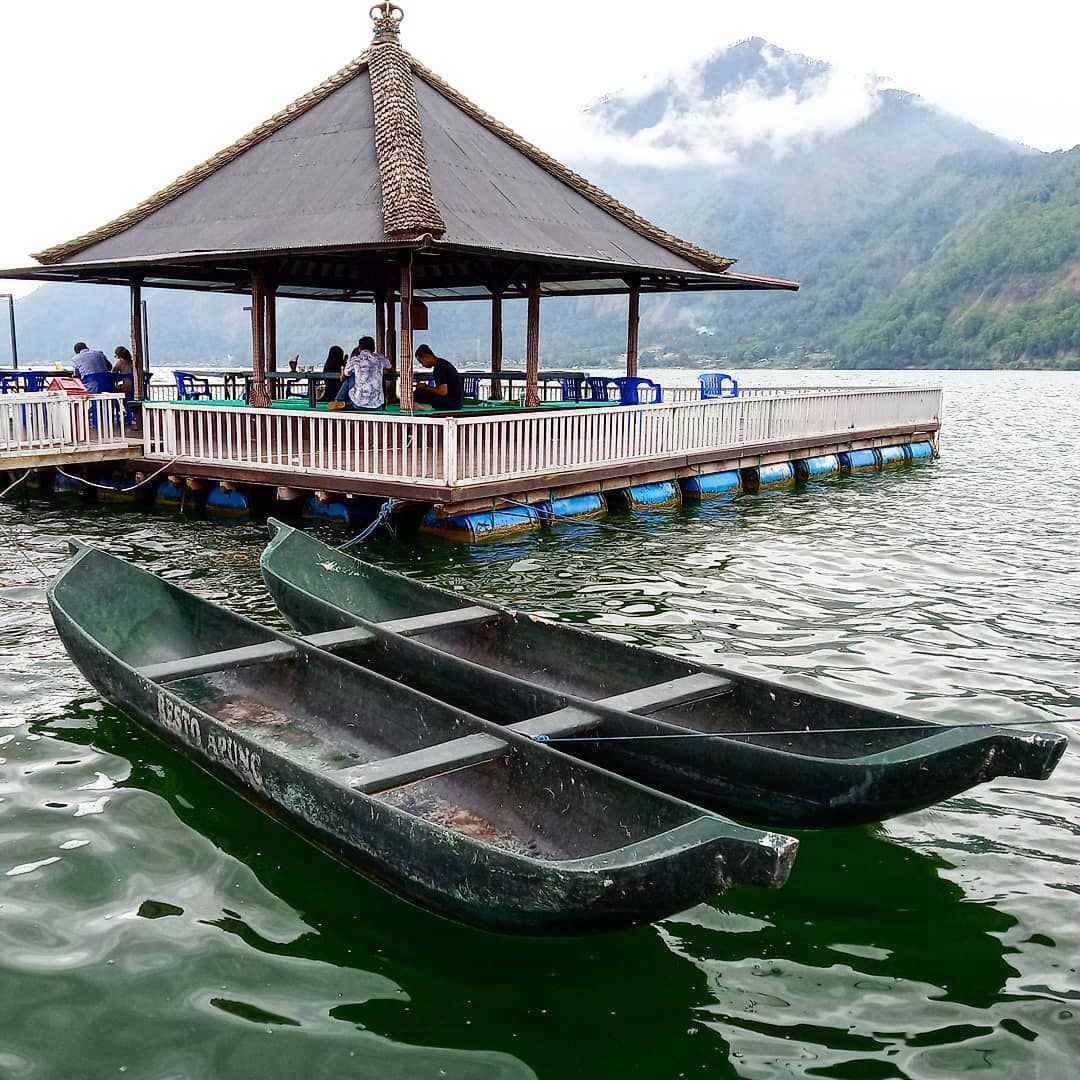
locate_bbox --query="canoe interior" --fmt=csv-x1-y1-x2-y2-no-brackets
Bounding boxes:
52,547,707,864
265,525,946,760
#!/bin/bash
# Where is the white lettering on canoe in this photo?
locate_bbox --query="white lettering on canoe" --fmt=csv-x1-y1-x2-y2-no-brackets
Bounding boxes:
157,691,202,745
205,729,264,790
156,692,263,790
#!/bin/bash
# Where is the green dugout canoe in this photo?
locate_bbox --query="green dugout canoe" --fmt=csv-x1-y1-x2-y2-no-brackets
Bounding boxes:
261,519,1066,829
47,542,796,935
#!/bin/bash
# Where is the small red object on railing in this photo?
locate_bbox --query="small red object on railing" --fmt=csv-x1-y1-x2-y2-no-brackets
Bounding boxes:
47,377,91,396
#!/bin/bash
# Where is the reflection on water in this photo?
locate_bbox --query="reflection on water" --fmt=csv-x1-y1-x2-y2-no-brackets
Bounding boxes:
2,370,1079,1078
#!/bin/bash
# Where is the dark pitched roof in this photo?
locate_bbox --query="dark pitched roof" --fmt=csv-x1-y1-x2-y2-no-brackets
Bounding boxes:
33,11,736,279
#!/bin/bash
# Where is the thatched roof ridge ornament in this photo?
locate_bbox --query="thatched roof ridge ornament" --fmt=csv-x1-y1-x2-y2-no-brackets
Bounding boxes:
367,3,446,238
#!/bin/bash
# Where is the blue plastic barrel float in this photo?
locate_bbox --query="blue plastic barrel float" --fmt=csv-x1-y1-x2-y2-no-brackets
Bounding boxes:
906,441,934,460
205,483,251,517
839,449,880,473
534,493,607,525
420,503,542,542
303,494,363,526
680,470,742,500
609,481,683,510
96,471,144,504
878,444,907,468
154,479,186,509
52,472,84,496
744,462,796,490
794,455,840,479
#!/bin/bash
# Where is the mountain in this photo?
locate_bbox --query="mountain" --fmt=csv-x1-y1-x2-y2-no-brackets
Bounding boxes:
6,39,1078,370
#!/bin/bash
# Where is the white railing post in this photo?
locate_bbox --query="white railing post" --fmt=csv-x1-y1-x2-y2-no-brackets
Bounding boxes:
443,417,459,484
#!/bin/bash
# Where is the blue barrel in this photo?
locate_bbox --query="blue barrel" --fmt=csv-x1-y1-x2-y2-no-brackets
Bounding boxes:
97,472,142,504
750,462,796,489
680,470,741,500
303,495,362,526
535,493,606,525
840,449,880,473
794,455,840,479
154,480,186,509
619,481,682,509
420,504,541,542
206,484,251,517
906,441,934,460
52,473,84,496
878,445,907,467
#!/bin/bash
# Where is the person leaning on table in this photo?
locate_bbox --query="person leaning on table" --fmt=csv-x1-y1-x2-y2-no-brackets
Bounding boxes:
412,344,463,411
70,342,112,380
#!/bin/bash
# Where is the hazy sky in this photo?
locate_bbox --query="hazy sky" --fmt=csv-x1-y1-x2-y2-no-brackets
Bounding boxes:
0,0,1076,295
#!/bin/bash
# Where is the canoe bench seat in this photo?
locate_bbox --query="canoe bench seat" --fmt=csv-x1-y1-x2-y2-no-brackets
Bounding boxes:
135,625,378,682
134,607,494,684
338,674,732,796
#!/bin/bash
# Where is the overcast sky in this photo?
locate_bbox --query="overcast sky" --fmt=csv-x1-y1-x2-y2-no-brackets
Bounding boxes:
0,0,1076,295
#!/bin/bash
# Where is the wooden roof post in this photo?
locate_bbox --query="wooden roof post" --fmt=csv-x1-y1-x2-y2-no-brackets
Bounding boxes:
129,279,145,401
248,272,270,408
398,255,415,413
490,282,503,399
525,274,541,407
386,291,397,369
265,279,278,372
626,275,641,379
375,283,387,355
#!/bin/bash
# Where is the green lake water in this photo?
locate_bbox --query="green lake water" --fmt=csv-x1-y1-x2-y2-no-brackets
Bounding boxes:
1,369,1078,1079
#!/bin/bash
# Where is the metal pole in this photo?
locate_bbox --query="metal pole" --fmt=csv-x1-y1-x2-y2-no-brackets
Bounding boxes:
141,299,150,370
0,294,17,369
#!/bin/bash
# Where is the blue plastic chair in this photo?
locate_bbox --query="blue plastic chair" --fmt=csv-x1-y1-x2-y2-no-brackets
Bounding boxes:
699,373,739,399
614,377,663,405
174,370,212,401
81,371,129,429
461,375,480,399
0,373,23,394
558,377,584,401
586,377,617,402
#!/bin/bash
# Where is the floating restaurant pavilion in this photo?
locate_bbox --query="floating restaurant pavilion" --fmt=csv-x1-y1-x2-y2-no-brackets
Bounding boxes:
0,4,939,533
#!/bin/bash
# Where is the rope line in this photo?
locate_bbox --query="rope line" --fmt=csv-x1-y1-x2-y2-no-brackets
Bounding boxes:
529,715,1080,743
0,471,49,581
54,457,182,493
339,499,397,550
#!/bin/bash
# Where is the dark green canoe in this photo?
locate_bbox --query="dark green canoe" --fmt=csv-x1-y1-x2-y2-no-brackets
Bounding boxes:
47,542,797,935
260,519,1066,829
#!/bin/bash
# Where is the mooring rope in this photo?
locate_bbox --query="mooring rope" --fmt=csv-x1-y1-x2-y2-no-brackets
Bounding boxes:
0,471,49,581
53,457,181,493
339,499,397,550
528,714,1080,743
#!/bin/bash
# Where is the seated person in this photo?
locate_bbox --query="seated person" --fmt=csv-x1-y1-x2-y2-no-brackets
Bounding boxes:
413,344,463,411
328,336,391,411
318,345,345,401
112,346,134,395
70,341,112,380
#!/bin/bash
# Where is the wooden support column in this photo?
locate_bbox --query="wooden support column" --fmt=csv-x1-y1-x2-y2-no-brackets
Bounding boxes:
265,282,277,372
386,294,397,369
525,275,541,408
398,258,415,413
375,285,387,355
248,273,270,408
490,285,503,399
625,275,641,378
129,280,145,401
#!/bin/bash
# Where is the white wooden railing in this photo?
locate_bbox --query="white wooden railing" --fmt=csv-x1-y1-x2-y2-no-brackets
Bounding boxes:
142,387,940,488
0,392,129,456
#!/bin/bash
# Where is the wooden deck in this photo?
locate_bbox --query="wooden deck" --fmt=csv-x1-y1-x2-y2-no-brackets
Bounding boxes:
135,386,942,506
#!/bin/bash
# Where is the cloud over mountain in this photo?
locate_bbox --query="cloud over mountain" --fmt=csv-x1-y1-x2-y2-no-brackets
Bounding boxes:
577,38,886,168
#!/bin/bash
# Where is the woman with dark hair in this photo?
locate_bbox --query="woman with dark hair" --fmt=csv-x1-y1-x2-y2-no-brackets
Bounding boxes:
112,345,134,396
318,345,346,401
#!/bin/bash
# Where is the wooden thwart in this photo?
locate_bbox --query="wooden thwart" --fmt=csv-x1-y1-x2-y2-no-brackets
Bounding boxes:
341,674,731,796
136,625,376,682
136,605,494,683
